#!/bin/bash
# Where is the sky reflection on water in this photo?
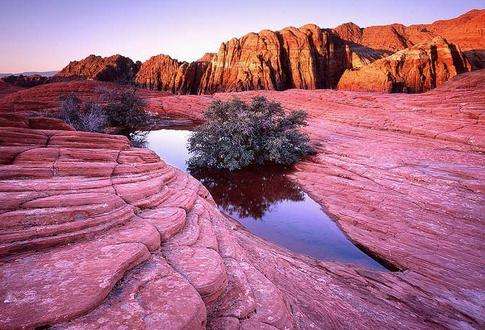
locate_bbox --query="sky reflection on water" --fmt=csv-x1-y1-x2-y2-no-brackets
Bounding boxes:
147,129,385,270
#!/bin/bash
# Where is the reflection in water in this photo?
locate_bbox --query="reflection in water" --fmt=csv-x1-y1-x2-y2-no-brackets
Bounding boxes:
147,128,386,270
189,166,304,219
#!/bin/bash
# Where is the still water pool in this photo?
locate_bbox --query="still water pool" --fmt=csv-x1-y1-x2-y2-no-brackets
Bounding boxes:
147,128,386,270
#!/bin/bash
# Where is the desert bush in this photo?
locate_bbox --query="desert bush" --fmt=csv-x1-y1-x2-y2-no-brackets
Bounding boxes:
101,88,156,143
59,94,107,133
188,97,314,171
58,88,155,146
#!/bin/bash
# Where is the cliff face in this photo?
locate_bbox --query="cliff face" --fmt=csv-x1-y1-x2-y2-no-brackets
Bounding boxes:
134,54,212,94
53,9,483,94
56,54,140,82
199,25,362,93
136,26,379,94
334,9,485,68
337,37,471,93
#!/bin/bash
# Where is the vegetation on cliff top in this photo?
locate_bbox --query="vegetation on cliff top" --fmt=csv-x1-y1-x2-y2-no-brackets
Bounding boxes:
188,97,314,171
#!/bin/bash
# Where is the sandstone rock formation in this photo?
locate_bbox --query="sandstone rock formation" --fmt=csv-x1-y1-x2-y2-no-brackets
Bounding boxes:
135,9,482,94
0,70,483,328
135,54,212,94
0,80,169,117
1,74,50,88
136,25,382,95
337,37,471,92
56,54,141,82
52,10,483,95
157,70,485,327
334,9,485,68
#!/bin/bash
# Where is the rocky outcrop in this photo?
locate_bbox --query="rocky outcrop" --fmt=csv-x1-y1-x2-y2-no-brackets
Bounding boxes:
56,54,141,82
1,74,50,88
157,70,485,327
134,54,213,94
200,25,358,93
50,10,483,95
0,70,484,328
135,26,377,94
337,37,471,92
334,9,485,68
0,80,169,117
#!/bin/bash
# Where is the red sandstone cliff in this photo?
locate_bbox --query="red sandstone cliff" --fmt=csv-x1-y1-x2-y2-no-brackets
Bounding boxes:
53,9,484,95
134,54,212,94
334,9,485,68
198,25,379,93
136,25,380,94
56,54,140,82
337,37,471,93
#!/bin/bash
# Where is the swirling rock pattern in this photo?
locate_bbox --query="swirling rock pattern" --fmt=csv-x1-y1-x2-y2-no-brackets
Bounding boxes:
0,70,483,329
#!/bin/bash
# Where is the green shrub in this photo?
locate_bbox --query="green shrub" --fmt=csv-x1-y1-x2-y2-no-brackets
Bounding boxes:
101,88,155,138
188,97,314,171
58,88,155,146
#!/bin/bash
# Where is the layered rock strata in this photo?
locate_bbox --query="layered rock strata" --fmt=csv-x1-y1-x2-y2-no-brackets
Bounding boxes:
53,10,483,95
0,70,484,328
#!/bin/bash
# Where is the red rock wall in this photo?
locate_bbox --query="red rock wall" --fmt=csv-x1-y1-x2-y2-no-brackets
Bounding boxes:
54,10,483,95
334,9,485,68
337,37,472,93
56,54,140,82
134,54,211,94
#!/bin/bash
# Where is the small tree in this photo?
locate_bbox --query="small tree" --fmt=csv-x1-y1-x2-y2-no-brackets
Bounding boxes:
188,97,314,171
102,88,155,143
58,88,155,146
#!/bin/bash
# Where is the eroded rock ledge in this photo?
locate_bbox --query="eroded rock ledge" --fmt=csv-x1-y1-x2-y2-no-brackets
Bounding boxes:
0,94,483,328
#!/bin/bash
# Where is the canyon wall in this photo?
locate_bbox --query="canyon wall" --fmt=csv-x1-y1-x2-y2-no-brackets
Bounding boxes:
134,26,379,94
337,37,471,92
334,9,485,68
47,9,485,94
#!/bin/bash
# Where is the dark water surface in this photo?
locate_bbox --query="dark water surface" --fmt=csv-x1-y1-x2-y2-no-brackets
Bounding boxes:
147,128,386,270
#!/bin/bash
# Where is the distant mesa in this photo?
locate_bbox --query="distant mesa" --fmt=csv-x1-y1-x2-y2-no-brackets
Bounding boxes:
10,9,484,95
